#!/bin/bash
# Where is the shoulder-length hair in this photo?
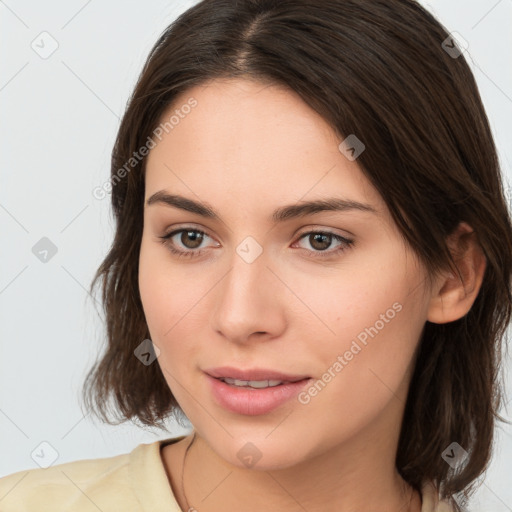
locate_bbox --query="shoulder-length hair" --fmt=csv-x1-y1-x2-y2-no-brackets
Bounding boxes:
83,0,512,508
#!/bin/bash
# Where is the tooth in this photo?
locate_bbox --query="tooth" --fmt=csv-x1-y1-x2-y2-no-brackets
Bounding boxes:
247,380,270,388
222,378,284,388
222,378,245,385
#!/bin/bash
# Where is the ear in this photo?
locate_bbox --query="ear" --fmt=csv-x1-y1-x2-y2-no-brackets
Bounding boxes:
427,222,487,324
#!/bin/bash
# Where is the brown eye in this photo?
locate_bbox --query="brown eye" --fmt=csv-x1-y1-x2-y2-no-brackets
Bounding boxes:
179,230,204,249
159,228,217,259
308,233,333,251
294,230,354,259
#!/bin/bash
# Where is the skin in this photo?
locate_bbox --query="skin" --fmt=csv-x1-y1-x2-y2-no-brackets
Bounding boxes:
138,78,486,512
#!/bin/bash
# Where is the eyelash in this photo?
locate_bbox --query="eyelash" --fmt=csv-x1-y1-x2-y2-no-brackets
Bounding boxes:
158,227,354,260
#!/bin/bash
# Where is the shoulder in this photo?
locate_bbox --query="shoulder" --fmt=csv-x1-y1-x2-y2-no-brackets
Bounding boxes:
0,449,134,512
0,439,181,512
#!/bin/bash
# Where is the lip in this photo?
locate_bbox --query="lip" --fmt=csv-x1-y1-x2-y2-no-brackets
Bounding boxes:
205,374,312,416
203,366,310,382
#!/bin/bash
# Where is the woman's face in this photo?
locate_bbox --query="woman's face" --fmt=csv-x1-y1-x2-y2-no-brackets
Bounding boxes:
139,78,433,470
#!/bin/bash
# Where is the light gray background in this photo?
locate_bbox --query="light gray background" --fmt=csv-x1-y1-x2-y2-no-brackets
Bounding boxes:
1,1,511,510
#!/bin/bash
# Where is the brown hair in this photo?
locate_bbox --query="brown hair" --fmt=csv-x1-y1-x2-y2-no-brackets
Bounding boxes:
82,0,512,508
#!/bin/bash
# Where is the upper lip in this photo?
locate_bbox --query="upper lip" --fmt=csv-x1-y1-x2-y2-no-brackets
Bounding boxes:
204,366,310,382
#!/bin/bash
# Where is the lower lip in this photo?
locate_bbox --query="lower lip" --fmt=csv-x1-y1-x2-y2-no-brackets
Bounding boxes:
206,374,312,416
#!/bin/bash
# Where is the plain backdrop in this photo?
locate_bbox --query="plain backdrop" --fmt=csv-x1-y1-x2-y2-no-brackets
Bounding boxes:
1,1,511,510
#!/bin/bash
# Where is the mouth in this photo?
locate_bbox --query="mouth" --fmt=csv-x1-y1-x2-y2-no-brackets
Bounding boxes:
203,366,311,387
214,376,308,389
204,371,313,416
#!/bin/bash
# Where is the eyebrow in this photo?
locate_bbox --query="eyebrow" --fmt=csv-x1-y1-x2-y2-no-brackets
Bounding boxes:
145,191,378,222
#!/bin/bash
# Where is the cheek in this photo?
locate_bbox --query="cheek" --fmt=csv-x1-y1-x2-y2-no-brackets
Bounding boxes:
290,255,426,395
290,278,425,448
139,260,201,405
139,239,180,350
138,238,215,372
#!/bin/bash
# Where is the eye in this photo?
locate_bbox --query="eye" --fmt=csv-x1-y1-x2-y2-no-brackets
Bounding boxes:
293,230,354,259
158,227,354,260
158,228,218,259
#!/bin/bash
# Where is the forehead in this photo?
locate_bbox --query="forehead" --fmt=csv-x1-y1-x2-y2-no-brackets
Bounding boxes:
144,78,384,218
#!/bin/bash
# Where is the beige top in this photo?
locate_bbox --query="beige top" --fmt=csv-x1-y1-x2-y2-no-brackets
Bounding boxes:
0,436,455,511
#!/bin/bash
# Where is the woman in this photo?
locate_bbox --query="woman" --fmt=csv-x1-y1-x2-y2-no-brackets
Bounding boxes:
1,0,511,511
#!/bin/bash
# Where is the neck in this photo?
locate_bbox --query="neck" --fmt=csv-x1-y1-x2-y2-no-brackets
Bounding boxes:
180,435,420,512
167,405,421,512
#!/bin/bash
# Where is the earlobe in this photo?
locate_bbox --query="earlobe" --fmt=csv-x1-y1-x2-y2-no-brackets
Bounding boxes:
427,222,487,324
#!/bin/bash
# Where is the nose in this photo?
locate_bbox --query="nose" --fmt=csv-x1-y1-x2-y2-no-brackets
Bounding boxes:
210,245,287,345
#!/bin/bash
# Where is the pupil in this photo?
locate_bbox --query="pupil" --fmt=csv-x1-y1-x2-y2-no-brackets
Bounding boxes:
311,233,331,251
182,231,203,249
